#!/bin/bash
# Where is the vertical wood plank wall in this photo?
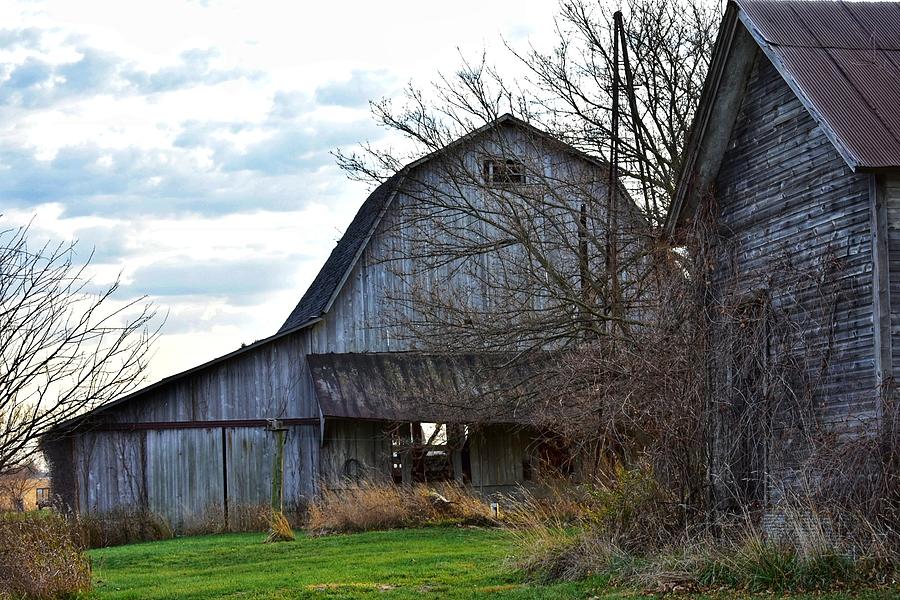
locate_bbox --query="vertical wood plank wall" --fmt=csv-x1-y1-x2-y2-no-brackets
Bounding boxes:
63,126,604,526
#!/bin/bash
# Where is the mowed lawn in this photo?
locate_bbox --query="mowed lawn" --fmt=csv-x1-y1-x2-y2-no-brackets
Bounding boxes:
88,527,604,599
87,527,898,600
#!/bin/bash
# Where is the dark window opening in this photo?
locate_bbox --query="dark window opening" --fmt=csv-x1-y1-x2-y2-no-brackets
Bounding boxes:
482,158,526,186
390,422,469,484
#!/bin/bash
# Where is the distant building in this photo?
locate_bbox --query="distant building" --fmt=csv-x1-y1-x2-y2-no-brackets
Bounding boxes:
0,465,51,512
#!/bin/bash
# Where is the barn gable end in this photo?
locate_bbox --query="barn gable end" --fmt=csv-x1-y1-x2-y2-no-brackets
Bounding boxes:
670,0,900,512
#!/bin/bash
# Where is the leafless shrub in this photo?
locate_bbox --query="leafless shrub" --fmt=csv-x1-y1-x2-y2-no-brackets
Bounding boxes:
0,512,91,599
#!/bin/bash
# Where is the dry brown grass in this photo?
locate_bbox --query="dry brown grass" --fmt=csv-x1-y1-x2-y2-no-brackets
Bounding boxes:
75,507,173,548
509,483,899,593
306,481,494,534
265,510,296,543
0,512,92,599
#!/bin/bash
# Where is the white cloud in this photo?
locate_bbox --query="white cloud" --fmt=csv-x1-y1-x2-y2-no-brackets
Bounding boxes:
0,0,558,381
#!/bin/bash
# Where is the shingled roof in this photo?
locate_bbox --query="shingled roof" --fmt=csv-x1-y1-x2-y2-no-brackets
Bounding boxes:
667,0,900,234
278,174,403,332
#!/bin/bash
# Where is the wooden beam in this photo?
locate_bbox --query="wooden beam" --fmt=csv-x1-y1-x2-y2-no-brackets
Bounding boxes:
870,173,893,422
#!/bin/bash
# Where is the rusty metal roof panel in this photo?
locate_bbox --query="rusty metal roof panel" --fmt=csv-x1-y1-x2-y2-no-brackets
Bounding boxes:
737,0,900,168
307,352,539,425
846,2,900,47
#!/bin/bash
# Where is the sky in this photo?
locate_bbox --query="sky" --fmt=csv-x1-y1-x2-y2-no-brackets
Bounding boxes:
0,0,559,382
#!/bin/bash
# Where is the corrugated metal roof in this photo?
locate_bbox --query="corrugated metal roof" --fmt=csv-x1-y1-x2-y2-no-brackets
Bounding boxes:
737,0,900,168
307,352,539,424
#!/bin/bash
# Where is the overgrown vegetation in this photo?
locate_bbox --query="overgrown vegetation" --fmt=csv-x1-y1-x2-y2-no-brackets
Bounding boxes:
0,512,91,600
74,507,173,549
306,481,494,534
510,463,899,594
265,510,295,543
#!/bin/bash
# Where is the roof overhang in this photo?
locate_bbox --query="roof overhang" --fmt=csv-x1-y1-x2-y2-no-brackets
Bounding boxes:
308,352,539,425
665,3,758,237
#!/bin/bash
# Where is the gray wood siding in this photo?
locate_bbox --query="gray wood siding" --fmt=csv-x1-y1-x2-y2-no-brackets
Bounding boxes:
108,331,317,423
710,53,876,503
884,173,900,378
309,130,607,355
146,428,224,530
469,425,529,493
63,126,602,520
320,420,392,488
72,424,318,529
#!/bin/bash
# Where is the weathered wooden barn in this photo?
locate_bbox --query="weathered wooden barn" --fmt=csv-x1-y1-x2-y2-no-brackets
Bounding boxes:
667,0,900,510
43,114,615,529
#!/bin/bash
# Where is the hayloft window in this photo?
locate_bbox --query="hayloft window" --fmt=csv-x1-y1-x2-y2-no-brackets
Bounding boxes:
482,158,525,186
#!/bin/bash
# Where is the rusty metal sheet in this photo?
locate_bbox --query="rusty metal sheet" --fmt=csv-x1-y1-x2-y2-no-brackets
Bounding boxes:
307,352,538,424
737,0,900,168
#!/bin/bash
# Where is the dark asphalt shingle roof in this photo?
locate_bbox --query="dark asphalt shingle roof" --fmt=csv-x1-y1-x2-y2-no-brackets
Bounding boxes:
737,0,900,169
277,174,402,333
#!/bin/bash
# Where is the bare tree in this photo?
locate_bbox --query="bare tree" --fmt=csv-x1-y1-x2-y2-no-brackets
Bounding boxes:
327,1,721,508
517,0,721,223
336,0,720,340
0,221,158,475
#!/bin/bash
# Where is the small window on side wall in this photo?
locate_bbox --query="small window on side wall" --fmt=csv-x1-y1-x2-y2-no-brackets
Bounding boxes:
482,158,526,186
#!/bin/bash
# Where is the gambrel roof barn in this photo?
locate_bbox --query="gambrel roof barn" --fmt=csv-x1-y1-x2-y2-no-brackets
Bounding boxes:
42,114,618,529
669,0,900,512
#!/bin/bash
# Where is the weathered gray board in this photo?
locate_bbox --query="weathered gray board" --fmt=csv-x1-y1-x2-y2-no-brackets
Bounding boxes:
707,52,876,506
883,173,900,382
469,425,530,495
73,424,319,530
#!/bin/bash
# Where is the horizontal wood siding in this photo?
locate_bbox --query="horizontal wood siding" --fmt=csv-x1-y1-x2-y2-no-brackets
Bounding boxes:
884,172,900,378
711,54,875,503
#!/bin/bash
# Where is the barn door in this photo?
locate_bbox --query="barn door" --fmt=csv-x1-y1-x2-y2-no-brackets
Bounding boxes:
223,427,277,528
712,295,771,511
145,428,224,531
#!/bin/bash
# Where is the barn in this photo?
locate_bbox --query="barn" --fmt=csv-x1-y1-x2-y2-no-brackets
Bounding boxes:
42,114,617,530
667,0,900,512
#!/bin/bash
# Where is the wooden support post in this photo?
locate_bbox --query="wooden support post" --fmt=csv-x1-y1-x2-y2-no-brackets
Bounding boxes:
268,420,287,513
449,424,465,484
400,423,413,487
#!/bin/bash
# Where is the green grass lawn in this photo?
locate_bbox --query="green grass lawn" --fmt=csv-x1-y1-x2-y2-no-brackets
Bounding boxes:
87,527,898,600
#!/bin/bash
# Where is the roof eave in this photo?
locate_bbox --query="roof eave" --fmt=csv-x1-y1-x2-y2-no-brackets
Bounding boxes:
666,2,746,238
48,316,323,435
